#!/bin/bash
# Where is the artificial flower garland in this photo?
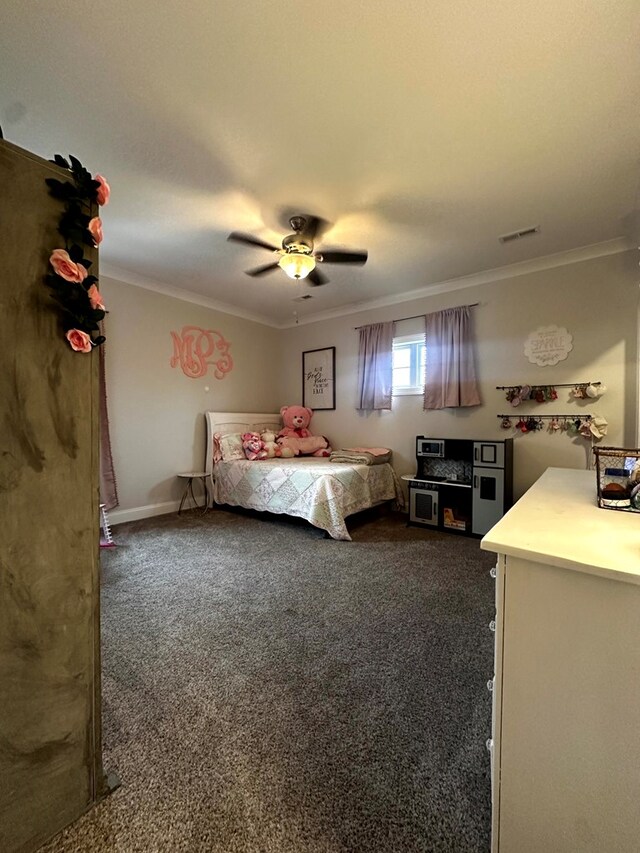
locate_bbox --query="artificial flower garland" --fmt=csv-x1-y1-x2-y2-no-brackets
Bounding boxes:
45,154,110,351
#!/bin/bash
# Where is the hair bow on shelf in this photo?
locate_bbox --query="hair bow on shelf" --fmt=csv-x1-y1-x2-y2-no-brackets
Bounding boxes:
504,384,557,406
514,417,544,433
572,383,607,399
496,413,609,439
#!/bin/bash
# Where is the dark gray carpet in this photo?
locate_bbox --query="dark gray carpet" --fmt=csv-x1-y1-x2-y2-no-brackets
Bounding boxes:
41,508,495,853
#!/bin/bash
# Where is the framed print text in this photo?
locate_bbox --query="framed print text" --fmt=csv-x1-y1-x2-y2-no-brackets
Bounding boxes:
303,347,336,410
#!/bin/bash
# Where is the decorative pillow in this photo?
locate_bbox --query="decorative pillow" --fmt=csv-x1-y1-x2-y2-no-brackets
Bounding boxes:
212,432,245,463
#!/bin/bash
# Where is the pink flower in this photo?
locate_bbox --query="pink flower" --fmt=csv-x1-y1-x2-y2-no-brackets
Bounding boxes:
66,329,92,353
94,174,110,206
50,249,88,283
88,216,103,246
87,284,105,311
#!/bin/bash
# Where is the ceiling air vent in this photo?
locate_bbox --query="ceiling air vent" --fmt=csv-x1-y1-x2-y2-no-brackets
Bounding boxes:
499,225,540,244
293,294,313,302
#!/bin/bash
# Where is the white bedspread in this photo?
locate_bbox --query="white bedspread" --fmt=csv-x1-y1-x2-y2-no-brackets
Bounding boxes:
212,457,402,540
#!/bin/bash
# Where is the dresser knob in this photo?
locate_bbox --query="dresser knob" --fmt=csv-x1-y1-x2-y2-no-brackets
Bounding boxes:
486,738,493,752
489,619,496,632
490,566,497,579
487,678,494,692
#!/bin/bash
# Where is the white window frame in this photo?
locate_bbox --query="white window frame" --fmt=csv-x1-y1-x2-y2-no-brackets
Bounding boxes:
392,332,426,396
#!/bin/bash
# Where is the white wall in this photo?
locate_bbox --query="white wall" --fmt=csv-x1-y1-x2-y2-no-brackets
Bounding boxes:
278,250,639,500
101,277,281,521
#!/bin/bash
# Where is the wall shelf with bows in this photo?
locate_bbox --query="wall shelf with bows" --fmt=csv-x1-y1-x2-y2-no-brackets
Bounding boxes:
497,413,608,438
496,381,606,406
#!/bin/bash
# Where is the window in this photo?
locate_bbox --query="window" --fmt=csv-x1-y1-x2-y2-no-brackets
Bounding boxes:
392,333,426,395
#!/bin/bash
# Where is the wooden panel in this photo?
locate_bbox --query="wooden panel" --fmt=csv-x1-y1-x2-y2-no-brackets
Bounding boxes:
0,140,105,852
499,556,640,852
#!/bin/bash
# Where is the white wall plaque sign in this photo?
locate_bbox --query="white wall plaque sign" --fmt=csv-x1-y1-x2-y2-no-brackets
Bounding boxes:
524,325,573,366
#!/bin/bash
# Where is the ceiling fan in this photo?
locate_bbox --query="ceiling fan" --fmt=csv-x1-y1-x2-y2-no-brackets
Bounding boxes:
227,215,368,286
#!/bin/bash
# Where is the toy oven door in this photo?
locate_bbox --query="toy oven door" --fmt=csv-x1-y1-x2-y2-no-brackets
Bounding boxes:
409,483,439,527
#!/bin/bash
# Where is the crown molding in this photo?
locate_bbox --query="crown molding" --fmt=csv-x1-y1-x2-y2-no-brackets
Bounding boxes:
99,263,280,327
275,236,634,329
101,237,633,331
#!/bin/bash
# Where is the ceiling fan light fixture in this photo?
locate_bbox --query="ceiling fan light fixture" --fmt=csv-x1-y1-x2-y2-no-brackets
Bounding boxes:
278,251,316,280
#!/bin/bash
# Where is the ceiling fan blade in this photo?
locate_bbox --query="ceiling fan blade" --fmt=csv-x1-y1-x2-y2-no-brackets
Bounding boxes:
228,231,279,252
307,268,329,287
319,249,368,265
245,262,280,277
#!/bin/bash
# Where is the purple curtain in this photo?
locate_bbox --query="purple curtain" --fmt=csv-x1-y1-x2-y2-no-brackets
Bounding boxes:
99,336,119,510
423,306,481,409
356,321,395,410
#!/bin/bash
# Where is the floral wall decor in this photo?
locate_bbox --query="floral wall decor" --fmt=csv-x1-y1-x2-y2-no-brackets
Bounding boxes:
524,325,573,366
170,326,233,379
45,155,110,352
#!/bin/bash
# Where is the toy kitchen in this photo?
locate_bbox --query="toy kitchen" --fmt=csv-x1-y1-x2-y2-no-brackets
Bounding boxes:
404,437,514,536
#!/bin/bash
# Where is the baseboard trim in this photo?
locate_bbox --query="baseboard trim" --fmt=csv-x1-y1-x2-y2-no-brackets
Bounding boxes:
109,500,181,525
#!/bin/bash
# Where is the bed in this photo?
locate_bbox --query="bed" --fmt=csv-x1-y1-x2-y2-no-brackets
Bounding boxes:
204,411,402,540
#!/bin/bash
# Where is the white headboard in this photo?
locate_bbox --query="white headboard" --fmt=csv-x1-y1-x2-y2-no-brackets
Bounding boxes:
204,411,282,474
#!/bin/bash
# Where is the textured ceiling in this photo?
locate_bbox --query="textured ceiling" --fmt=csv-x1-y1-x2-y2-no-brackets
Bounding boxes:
2,0,639,325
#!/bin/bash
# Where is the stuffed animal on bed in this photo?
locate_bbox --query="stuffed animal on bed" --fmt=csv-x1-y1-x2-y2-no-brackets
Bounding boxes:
276,434,329,457
260,429,282,459
241,432,268,461
278,405,331,457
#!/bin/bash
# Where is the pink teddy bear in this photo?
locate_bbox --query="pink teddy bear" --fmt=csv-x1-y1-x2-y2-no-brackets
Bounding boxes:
278,405,331,457
241,432,268,461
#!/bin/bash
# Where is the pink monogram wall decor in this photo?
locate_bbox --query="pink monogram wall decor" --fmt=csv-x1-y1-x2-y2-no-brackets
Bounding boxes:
170,326,233,379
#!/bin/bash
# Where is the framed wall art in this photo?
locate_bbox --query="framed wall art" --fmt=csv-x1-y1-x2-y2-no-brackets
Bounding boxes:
302,346,336,410
524,325,573,366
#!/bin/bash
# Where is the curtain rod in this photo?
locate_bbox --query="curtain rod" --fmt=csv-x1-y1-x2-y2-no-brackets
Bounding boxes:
353,303,479,331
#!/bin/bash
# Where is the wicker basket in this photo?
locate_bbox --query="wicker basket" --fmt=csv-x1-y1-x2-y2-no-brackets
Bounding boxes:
593,446,640,512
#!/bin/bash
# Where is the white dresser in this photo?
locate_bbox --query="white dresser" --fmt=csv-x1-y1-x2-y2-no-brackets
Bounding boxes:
481,467,640,853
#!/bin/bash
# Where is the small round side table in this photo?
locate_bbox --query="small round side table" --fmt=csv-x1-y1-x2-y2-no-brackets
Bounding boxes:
177,472,210,514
